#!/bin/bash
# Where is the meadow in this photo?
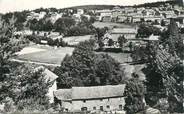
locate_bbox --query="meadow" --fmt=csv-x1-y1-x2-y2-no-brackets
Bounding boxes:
15,45,74,65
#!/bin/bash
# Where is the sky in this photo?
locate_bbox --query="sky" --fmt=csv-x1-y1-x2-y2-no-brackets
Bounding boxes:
0,0,168,14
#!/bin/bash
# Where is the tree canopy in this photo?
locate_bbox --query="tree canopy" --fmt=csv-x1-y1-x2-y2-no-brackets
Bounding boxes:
54,39,125,88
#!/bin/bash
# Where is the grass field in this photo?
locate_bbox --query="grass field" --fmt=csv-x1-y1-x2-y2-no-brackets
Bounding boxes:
96,52,132,64
93,22,134,29
16,45,74,65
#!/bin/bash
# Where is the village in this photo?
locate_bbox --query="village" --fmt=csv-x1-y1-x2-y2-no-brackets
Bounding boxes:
0,0,184,114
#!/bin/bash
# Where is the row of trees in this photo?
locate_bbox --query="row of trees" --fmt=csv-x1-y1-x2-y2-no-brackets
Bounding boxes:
27,16,96,36
137,23,161,38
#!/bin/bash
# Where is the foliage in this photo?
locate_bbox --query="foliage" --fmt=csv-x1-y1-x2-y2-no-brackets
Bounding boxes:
124,73,146,114
65,16,96,36
2,11,28,30
27,19,54,31
144,20,184,113
66,26,95,36
14,65,51,111
0,18,28,103
0,18,50,111
118,35,127,48
137,24,161,38
54,39,125,88
54,17,76,33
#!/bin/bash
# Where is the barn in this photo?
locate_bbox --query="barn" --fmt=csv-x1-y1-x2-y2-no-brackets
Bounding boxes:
54,84,126,112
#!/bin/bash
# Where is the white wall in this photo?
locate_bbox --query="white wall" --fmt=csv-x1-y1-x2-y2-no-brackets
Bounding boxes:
47,81,57,103
72,97,125,111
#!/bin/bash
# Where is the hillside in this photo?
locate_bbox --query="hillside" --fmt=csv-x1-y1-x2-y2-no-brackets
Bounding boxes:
63,5,125,10
134,0,176,8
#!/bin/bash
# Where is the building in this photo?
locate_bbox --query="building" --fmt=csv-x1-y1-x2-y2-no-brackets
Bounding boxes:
110,27,137,40
54,84,126,112
102,16,112,22
77,9,84,15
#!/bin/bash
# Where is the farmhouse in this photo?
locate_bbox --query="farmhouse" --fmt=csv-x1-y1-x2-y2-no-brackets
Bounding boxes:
54,84,126,112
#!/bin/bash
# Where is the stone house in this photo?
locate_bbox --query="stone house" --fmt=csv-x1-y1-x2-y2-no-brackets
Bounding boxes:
54,84,126,112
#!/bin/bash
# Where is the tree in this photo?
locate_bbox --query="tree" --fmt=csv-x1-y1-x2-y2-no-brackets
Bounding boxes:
137,24,161,38
95,54,124,85
0,18,28,103
124,73,146,114
108,39,114,46
54,17,76,33
118,35,127,48
15,65,51,110
54,39,125,88
161,19,166,26
144,36,183,113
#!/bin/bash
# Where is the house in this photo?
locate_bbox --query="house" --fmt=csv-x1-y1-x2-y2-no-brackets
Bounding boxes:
72,14,81,23
102,16,112,22
35,66,58,103
110,27,137,40
50,13,63,23
54,84,126,112
143,34,159,41
77,9,84,15
96,9,112,17
116,15,127,23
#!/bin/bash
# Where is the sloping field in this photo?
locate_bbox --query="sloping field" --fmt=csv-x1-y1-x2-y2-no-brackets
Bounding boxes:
96,52,132,64
93,22,134,29
15,47,46,55
16,46,74,65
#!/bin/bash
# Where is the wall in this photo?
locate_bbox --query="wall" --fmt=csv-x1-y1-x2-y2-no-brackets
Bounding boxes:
71,97,125,112
47,81,57,103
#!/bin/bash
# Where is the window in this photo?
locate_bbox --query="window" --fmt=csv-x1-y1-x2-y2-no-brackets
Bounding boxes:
100,106,103,111
81,107,87,111
106,105,110,109
83,100,86,103
108,98,110,101
100,99,103,101
93,107,96,110
119,105,122,110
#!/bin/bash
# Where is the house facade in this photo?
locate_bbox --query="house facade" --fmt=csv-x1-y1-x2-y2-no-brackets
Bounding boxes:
54,84,125,112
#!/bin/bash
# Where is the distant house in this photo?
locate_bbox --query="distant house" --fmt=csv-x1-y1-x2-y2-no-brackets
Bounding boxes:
143,34,159,41
50,13,63,23
77,9,84,15
72,14,81,23
54,84,125,112
102,16,112,22
96,9,112,17
116,15,127,23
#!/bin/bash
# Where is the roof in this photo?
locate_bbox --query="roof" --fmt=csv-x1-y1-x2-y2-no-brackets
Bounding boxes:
54,84,125,101
146,34,159,41
111,28,137,34
54,89,72,101
43,68,58,82
72,84,125,100
35,66,58,82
